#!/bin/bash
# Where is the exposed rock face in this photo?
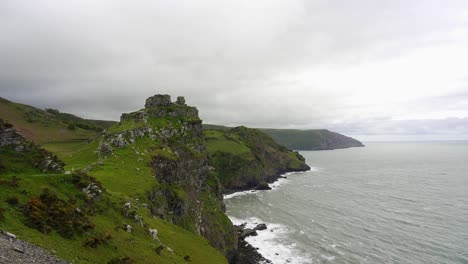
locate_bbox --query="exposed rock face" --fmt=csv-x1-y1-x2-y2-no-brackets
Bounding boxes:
109,95,237,263
121,95,198,122
145,94,171,108
176,96,186,105
0,118,64,173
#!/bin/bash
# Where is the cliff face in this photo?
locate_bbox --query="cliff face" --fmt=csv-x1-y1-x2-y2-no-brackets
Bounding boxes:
260,128,364,150
205,126,310,192
105,95,237,262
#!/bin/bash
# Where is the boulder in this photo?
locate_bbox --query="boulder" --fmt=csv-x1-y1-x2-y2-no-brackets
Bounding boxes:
254,223,267,231
255,182,271,190
176,96,186,105
145,94,172,108
240,228,257,239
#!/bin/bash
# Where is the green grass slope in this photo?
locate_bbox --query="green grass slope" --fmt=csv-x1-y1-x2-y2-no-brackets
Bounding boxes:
0,97,117,153
203,124,364,150
1,99,232,263
260,128,364,150
205,126,310,192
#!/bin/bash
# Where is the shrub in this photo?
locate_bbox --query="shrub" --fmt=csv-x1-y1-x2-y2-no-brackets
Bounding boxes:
6,196,19,206
83,232,112,248
45,109,60,115
23,188,94,238
0,208,5,221
67,123,76,130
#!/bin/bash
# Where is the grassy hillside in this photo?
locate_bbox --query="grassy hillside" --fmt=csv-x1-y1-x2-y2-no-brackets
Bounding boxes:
0,97,117,155
261,128,364,150
205,126,310,192
0,97,234,263
203,124,364,150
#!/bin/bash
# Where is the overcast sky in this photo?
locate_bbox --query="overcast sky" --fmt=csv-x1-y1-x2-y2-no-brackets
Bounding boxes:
1,0,468,140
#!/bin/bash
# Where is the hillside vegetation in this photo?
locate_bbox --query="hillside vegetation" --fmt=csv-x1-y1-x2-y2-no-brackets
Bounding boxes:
1,96,234,263
205,126,310,192
261,128,364,150
0,97,116,155
204,124,364,150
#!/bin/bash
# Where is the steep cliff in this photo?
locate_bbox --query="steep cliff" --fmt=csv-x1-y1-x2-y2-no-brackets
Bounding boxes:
97,95,237,261
205,126,310,192
0,96,235,263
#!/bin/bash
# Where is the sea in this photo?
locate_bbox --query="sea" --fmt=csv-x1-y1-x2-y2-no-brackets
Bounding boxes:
224,142,468,264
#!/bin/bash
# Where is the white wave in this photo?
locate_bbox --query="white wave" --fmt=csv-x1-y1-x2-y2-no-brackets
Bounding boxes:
224,168,318,200
229,216,312,264
223,190,258,200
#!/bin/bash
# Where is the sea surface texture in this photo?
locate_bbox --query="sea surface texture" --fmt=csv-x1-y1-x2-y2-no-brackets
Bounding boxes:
225,142,468,264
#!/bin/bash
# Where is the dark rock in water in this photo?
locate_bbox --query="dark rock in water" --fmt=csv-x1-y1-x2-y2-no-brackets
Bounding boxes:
240,228,258,239
254,223,267,231
255,182,271,190
235,224,271,264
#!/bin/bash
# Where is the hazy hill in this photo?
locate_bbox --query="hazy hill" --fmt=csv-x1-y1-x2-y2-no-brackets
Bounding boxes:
204,124,364,150
261,128,364,150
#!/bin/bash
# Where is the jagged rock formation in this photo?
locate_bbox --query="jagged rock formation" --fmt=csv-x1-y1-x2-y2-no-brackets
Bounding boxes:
0,118,64,173
105,95,238,262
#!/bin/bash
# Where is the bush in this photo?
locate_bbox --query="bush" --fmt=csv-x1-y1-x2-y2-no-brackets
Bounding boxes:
83,232,112,248
23,188,95,237
45,109,60,115
0,208,5,221
67,123,76,130
0,176,20,187
6,196,19,206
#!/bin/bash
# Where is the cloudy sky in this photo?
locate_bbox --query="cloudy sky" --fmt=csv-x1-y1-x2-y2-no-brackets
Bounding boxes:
1,0,468,141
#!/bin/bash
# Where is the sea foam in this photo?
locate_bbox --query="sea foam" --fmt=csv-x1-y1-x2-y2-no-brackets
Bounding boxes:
229,216,312,264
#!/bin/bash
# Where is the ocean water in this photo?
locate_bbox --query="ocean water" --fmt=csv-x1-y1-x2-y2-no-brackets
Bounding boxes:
225,142,468,264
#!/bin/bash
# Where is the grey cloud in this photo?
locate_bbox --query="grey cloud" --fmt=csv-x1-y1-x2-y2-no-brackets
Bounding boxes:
0,0,468,138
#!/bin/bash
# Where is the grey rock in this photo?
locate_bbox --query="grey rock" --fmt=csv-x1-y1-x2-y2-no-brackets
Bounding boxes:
145,94,172,108
176,96,186,105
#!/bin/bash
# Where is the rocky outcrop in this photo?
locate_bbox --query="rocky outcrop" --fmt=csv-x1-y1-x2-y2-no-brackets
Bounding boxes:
108,95,238,263
121,95,198,122
0,118,64,173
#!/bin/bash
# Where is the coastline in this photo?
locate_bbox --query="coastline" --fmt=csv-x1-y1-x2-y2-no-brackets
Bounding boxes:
224,169,313,264
223,166,311,196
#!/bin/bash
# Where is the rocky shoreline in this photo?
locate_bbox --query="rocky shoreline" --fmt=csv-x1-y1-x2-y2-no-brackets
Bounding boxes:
223,167,308,195
235,223,271,264
226,169,309,263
